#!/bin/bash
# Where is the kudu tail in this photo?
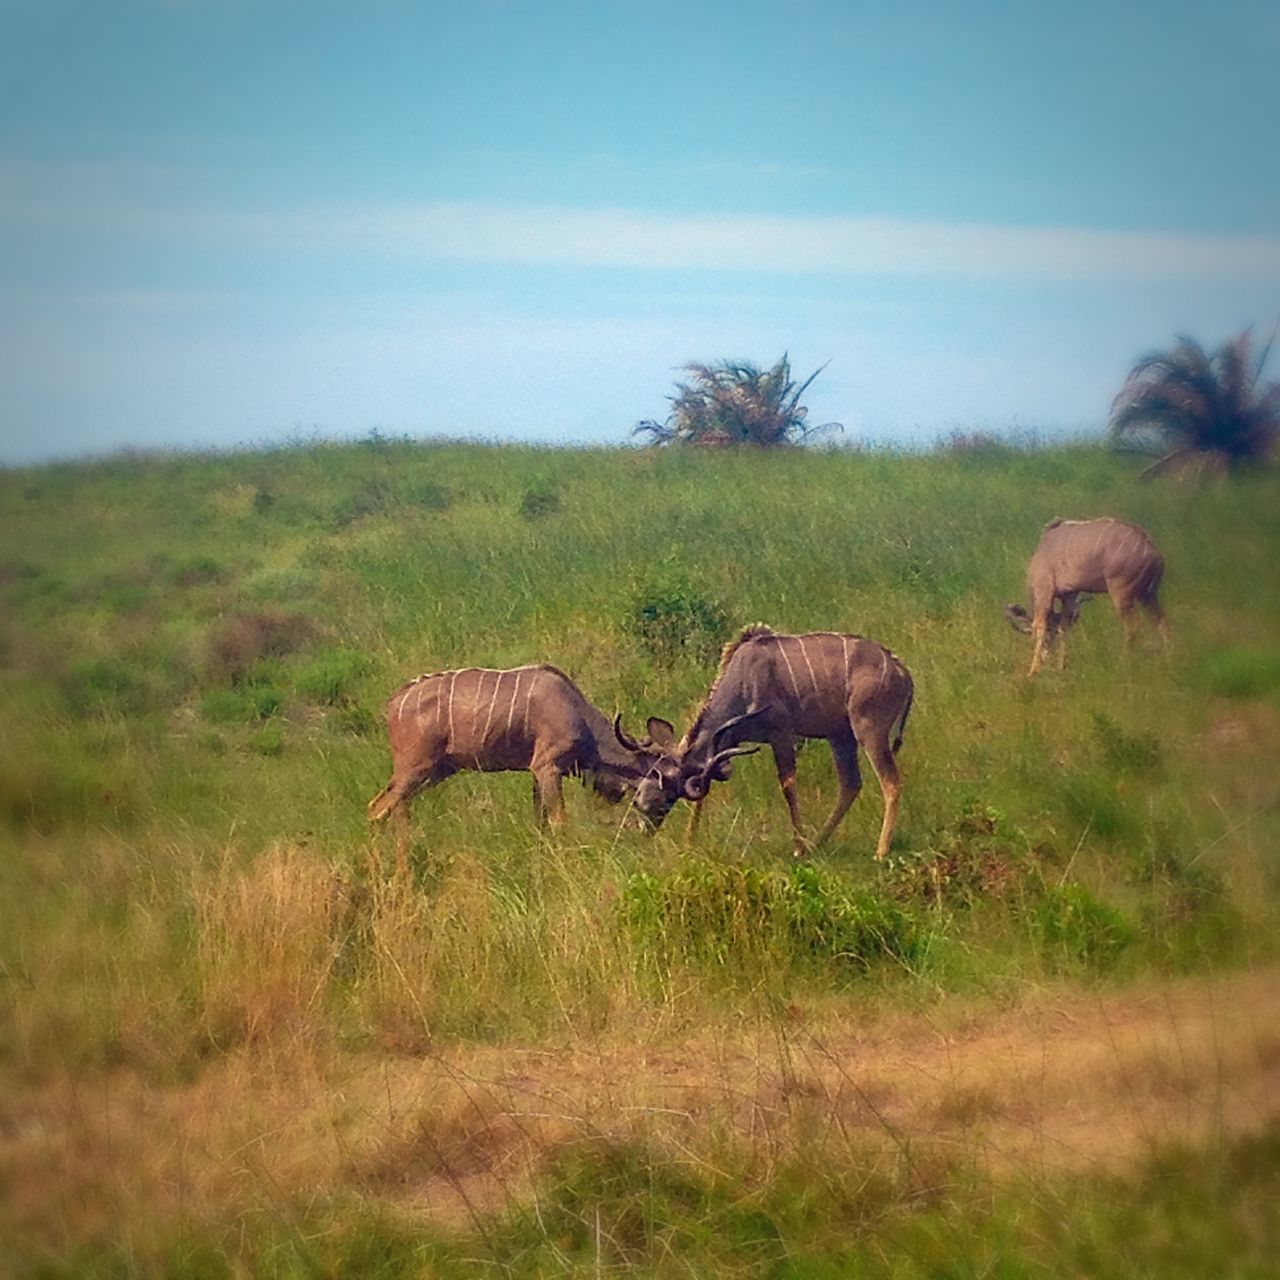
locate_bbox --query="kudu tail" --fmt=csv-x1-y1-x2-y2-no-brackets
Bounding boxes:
891,683,914,755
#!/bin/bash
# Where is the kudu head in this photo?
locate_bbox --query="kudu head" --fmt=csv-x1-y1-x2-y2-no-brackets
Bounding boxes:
673,706,772,805
611,714,687,829
1003,603,1034,635
1003,597,1086,639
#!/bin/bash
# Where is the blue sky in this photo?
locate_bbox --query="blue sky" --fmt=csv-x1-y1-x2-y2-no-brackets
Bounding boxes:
2,0,1278,463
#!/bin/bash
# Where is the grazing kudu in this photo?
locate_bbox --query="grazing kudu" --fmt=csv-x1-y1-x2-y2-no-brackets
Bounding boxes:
368,664,682,868
1004,518,1167,675
676,625,914,860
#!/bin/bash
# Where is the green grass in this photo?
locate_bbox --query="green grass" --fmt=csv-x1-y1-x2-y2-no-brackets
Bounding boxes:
2,436,1278,1269
2,440,1278,1051
17,1124,1280,1276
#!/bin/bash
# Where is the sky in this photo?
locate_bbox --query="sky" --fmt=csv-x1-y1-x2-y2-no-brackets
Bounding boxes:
1,0,1278,464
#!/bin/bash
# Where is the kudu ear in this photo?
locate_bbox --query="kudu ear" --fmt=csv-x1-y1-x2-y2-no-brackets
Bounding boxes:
646,717,676,750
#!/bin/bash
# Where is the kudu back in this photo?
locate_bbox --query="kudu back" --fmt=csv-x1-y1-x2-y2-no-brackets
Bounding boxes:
1005,518,1167,675
678,625,914,859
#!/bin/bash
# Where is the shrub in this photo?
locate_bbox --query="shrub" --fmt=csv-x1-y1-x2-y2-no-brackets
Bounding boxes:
405,479,450,512
61,657,153,717
1200,646,1280,700
294,648,372,706
1127,844,1242,969
1032,883,1133,972
170,555,224,587
1091,711,1162,776
888,802,1030,906
625,567,728,662
519,483,561,520
331,481,395,529
248,722,285,756
206,610,313,684
620,861,922,975
199,682,282,723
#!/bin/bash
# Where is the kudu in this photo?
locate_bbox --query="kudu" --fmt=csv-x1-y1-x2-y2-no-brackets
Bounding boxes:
676,625,914,860
368,664,683,867
1005,518,1167,675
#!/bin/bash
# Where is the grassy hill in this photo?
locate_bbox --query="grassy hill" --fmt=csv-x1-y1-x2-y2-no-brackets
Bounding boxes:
2,437,1279,1272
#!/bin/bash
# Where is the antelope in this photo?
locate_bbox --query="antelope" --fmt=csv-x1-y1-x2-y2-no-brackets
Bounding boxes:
676,624,914,860
1005,517,1167,675
367,665,683,865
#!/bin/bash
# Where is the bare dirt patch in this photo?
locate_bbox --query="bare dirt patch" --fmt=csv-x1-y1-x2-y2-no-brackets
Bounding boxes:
4,968,1279,1251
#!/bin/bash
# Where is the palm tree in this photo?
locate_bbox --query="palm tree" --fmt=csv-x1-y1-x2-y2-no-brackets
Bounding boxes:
634,354,841,448
1109,326,1280,478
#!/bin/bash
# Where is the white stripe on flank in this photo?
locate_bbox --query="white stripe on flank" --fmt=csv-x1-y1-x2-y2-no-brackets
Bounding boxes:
446,671,459,748
395,683,416,722
480,669,503,749
505,668,524,738
878,646,890,691
1091,523,1107,558
776,638,802,703
798,635,820,694
840,634,850,679
523,670,535,736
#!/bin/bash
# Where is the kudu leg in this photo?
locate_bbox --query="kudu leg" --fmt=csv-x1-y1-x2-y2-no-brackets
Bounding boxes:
368,765,447,879
685,799,706,841
390,805,412,880
1054,594,1080,669
810,732,863,850
531,766,567,828
1108,584,1142,649
1146,599,1171,649
853,722,902,862
770,739,808,857
1028,613,1050,676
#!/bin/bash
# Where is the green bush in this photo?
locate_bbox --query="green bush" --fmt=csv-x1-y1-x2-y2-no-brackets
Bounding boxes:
625,568,728,662
331,481,394,528
1200,646,1280,700
518,483,561,519
1128,844,1242,969
404,479,450,511
1091,711,1162,776
62,657,153,717
169,555,224,587
294,648,372,706
621,861,922,975
248,722,285,756
199,682,282,723
1033,882,1133,972
888,802,1032,906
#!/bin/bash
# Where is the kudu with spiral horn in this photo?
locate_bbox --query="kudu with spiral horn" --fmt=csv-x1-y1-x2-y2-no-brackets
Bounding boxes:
676,624,914,859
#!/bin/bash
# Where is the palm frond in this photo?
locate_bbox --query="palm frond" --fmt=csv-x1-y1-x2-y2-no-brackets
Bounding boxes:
1109,327,1280,472
634,355,840,448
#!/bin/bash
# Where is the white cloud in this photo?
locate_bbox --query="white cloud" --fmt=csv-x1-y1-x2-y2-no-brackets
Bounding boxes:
283,201,1280,284
5,155,1278,285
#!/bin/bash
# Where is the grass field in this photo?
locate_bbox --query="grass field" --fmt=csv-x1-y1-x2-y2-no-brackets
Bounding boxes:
2,436,1279,1274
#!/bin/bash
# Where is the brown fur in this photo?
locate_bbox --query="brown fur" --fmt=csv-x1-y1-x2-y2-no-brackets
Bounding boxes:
681,628,913,860
1007,517,1168,675
368,664,678,872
